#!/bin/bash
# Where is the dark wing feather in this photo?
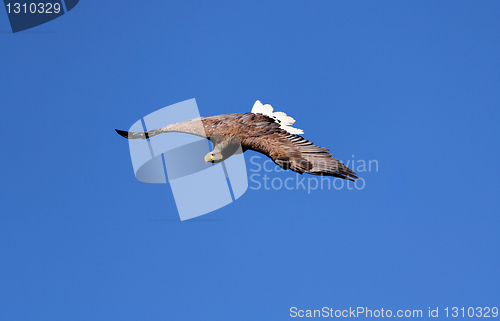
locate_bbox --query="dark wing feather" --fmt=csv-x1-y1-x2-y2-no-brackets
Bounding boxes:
238,113,358,181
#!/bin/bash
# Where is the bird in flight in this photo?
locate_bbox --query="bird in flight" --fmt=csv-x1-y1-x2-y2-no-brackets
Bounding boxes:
116,101,358,181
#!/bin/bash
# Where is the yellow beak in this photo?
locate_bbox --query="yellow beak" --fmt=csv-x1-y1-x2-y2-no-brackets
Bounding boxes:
204,154,213,164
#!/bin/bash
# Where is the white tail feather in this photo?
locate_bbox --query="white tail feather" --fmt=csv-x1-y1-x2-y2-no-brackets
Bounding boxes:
251,100,304,135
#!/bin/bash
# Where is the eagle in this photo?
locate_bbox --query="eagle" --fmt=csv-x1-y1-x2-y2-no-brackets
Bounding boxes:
116,101,358,181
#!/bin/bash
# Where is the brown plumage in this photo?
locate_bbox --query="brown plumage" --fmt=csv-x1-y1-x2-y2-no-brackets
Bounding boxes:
116,104,358,181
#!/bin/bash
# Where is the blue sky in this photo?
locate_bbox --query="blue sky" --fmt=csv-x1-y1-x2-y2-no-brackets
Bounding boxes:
1,1,499,320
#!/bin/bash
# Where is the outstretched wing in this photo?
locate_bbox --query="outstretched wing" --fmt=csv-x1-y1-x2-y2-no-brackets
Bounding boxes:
115,104,357,180
238,113,358,181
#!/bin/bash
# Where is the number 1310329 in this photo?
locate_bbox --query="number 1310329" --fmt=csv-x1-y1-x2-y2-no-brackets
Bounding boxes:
5,3,61,14
445,307,498,318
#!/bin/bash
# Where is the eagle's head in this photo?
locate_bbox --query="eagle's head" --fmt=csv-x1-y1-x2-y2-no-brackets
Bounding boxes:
204,151,223,164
